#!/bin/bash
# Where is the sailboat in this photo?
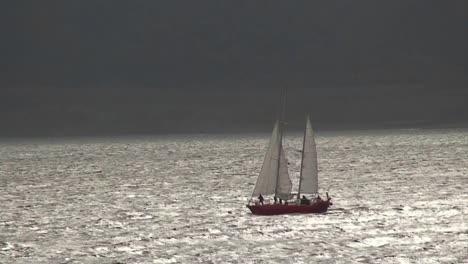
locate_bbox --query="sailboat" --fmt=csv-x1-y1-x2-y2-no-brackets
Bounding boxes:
247,92,332,215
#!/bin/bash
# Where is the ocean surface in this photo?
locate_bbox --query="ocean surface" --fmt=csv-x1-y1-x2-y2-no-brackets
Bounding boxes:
0,129,467,264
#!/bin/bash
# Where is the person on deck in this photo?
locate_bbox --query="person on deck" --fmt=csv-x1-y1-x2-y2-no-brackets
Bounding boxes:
258,194,264,205
301,195,310,205
274,196,278,204
313,195,323,204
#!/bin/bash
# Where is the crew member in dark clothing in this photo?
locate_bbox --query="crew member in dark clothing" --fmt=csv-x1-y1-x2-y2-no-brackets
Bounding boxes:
258,194,264,205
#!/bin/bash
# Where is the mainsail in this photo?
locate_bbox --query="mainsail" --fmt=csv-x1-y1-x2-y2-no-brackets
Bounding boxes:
276,147,293,200
298,116,319,195
252,120,292,200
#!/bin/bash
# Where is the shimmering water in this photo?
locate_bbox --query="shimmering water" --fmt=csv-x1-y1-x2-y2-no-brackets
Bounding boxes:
1,129,467,263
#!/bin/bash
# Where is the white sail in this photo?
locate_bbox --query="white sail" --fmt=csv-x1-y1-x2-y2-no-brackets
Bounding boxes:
299,116,318,194
276,146,293,200
252,120,292,199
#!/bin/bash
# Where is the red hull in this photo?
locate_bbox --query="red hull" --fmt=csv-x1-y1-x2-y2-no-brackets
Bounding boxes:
247,200,331,215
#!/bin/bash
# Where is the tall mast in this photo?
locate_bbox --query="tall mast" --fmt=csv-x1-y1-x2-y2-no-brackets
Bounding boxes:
297,114,308,200
274,87,287,197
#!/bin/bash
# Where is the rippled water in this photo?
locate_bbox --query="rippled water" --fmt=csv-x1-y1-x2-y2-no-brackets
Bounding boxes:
1,129,467,263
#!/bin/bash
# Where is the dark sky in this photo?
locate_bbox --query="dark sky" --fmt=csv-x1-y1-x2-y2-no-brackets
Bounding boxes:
1,1,467,137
